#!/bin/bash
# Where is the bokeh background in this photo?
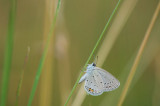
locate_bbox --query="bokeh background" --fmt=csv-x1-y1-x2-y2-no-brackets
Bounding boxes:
0,0,160,106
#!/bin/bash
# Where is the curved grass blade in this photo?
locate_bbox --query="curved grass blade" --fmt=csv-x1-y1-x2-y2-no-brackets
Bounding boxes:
117,2,160,106
71,0,138,105
64,0,121,105
0,0,17,105
27,0,61,106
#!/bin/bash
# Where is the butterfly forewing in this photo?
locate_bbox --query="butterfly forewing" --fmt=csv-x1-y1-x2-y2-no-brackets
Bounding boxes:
92,70,105,89
94,67,120,92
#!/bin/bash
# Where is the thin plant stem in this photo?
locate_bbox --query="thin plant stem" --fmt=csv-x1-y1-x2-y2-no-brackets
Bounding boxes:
117,2,160,106
15,47,30,106
0,0,17,106
27,0,61,106
71,0,139,105
39,0,55,105
64,0,121,105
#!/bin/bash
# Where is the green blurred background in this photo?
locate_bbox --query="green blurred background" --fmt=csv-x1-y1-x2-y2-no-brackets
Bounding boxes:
0,0,160,106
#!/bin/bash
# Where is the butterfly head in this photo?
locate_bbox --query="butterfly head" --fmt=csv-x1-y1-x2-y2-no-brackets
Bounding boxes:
92,63,96,66
86,63,96,72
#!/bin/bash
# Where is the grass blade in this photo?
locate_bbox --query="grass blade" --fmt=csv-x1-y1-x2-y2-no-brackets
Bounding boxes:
39,0,55,106
64,0,121,105
117,2,160,106
27,0,61,106
100,38,160,106
71,0,138,105
0,0,17,106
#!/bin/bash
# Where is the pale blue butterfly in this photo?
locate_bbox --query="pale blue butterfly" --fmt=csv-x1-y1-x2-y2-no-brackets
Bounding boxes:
79,63,120,96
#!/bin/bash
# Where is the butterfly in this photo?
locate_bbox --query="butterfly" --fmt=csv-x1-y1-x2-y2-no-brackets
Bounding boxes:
79,63,120,96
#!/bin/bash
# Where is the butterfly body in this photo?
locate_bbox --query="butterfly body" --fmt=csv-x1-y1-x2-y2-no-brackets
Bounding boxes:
79,63,120,96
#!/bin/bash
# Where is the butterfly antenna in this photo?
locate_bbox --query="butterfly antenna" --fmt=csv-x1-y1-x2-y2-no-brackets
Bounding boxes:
96,56,98,64
93,55,98,65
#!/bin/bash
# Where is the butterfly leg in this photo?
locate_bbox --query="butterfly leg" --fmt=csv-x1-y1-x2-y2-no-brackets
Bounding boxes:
79,73,88,84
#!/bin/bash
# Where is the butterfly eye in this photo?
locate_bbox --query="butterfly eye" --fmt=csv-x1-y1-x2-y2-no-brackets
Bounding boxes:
92,63,96,66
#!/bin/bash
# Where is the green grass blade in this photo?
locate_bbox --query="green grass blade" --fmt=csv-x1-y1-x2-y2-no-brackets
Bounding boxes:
0,0,17,106
64,0,121,105
27,0,61,106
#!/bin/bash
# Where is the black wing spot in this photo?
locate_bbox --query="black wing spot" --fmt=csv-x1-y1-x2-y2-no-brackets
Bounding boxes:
104,83,106,85
93,63,96,66
100,82,102,83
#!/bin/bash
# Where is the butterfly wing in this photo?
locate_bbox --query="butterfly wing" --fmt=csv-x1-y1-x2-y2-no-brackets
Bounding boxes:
94,67,120,92
84,72,104,96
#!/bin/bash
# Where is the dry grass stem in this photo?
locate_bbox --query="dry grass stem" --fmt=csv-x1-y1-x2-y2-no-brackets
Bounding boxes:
117,2,160,106
39,0,55,106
